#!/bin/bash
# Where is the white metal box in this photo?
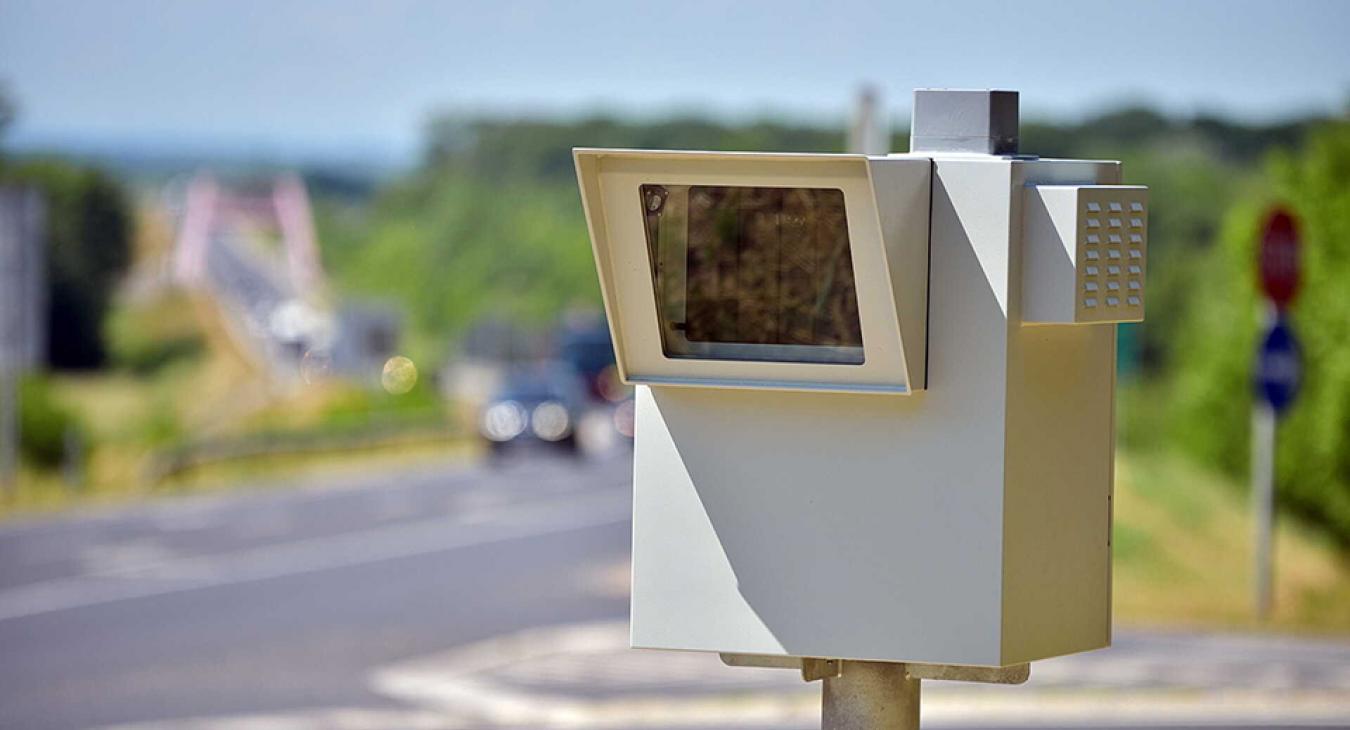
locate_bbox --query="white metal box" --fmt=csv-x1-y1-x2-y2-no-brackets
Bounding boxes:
577,148,1137,667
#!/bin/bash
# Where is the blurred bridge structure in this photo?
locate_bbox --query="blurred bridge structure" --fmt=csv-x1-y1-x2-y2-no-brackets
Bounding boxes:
169,172,398,386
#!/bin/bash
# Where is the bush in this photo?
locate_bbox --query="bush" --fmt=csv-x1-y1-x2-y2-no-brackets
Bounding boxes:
105,293,205,375
16,375,84,470
329,173,600,355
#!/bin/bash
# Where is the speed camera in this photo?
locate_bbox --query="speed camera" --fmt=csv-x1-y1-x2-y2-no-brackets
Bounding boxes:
574,89,1148,669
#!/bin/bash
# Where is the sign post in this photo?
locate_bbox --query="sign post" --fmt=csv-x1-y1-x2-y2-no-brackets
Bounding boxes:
1252,207,1301,621
0,188,47,496
1,189,44,495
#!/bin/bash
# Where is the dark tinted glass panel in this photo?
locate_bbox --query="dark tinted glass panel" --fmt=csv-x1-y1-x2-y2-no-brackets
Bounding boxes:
640,184,863,364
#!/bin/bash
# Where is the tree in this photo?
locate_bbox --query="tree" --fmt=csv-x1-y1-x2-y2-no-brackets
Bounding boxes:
1168,121,1350,545
4,161,133,369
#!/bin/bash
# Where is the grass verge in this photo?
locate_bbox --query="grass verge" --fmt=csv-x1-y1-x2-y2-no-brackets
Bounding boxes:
1114,448,1350,632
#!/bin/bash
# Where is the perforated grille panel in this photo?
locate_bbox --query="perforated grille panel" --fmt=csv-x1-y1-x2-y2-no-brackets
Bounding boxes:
1075,188,1147,323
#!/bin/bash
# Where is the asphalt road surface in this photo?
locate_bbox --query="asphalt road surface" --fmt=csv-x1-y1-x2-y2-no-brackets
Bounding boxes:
0,450,1346,730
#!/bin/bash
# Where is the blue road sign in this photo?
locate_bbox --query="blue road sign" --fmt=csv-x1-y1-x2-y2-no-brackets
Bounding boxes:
1256,317,1300,415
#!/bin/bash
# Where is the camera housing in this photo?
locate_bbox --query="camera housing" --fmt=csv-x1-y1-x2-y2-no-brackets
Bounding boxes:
574,90,1147,668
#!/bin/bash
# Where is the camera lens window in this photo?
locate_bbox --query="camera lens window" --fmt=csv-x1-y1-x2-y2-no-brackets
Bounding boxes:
640,184,864,364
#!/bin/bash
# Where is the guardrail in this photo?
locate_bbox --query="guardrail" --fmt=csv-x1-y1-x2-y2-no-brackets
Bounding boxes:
146,417,466,483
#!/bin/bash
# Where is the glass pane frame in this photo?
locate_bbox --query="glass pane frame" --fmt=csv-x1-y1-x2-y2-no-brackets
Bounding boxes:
575,149,930,395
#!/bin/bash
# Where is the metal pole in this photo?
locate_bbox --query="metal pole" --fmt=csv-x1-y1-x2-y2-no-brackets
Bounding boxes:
849,85,888,156
0,367,15,495
822,661,919,730
0,188,25,496
1252,301,1279,623
1252,397,1276,621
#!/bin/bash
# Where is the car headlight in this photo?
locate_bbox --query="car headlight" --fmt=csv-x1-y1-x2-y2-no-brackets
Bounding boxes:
613,399,636,438
531,401,571,441
481,401,527,442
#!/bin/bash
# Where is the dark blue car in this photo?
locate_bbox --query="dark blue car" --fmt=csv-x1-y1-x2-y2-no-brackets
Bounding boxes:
478,364,587,457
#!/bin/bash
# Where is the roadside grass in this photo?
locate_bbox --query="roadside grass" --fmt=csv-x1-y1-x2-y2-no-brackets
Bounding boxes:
151,434,478,494
1114,448,1350,632
0,344,471,519
1,394,475,520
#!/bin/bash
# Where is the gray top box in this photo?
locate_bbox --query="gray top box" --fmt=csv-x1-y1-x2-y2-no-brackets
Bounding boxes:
910,89,1019,155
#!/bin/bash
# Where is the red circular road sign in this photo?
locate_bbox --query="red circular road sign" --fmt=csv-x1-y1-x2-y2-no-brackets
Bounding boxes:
1259,208,1301,307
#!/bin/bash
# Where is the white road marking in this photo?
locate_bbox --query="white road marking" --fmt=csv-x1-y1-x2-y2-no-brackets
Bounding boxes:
0,487,629,623
0,457,484,539
79,540,182,576
96,707,468,730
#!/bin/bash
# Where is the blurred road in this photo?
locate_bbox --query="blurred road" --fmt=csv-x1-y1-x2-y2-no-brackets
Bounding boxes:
0,453,631,729
0,451,1346,730
204,227,308,374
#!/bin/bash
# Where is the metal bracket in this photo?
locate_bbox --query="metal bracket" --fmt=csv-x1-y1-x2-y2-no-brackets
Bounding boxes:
802,658,844,682
719,653,842,681
719,653,1030,686
904,661,1029,684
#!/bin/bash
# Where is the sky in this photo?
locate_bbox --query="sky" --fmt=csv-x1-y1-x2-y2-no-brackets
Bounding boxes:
2,0,1348,164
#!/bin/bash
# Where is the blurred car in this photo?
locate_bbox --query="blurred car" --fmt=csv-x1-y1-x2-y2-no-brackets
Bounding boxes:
612,396,635,444
478,364,587,458
556,318,628,403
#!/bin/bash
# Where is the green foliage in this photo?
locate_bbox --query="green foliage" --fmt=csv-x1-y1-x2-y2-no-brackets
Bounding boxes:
316,378,443,431
3,160,134,369
105,293,205,375
110,333,202,377
1167,122,1350,545
1022,106,1317,163
424,116,844,184
1119,146,1258,370
139,398,183,448
17,375,85,470
1273,123,1350,545
325,171,599,356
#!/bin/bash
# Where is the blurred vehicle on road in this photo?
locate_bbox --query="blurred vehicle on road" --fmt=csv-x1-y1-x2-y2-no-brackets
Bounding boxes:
611,395,635,443
478,363,588,458
555,314,625,404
